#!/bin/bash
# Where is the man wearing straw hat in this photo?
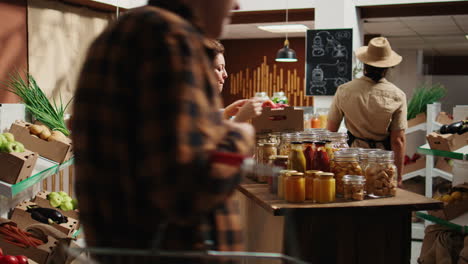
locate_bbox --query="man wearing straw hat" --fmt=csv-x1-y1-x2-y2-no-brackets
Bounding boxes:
327,37,407,186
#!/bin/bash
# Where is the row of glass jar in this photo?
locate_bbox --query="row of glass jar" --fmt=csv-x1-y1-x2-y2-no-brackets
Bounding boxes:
272,170,366,203
266,149,397,202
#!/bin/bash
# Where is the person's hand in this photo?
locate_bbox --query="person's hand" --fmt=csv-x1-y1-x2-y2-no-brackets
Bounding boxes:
223,99,247,119
233,98,263,123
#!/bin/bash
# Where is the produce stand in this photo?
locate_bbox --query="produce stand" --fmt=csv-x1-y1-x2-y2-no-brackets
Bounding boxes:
237,183,442,264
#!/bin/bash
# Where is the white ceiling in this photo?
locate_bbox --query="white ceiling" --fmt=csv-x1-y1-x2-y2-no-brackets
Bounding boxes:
222,15,468,55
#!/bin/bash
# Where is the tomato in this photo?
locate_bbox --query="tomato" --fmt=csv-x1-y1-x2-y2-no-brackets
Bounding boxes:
0,255,18,264
14,256,27,264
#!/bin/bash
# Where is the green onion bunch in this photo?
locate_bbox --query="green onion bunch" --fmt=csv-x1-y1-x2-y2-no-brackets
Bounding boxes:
407,83,447,120
2,72,72,136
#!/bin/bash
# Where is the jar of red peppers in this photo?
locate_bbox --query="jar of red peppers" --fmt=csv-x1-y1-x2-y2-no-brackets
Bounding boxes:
302,141,315,171
312,141,330,172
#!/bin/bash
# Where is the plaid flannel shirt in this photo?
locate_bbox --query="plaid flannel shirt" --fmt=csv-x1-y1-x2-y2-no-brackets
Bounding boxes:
72,4,253,257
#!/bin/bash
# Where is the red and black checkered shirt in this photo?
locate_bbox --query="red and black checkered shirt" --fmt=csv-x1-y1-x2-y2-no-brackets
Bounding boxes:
72,3,253,259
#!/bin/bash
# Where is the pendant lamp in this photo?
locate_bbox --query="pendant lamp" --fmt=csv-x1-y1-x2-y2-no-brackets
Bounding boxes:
275,0,297,62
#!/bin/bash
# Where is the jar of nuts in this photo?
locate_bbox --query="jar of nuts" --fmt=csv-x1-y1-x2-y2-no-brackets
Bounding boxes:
343,175,366,201
365,151,397,198
331,151,363,197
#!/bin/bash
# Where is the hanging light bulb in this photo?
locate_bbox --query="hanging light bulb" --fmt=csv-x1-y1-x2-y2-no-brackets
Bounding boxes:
275,0,297,62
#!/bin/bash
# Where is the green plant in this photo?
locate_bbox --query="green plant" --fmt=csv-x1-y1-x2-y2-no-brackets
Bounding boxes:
407,83,446,120
2,72,72,136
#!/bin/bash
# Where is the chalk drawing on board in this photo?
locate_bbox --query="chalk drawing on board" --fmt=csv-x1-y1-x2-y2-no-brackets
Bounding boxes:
312,35,325,57
308,60,349,95
337,62,347,76
332,44,348,58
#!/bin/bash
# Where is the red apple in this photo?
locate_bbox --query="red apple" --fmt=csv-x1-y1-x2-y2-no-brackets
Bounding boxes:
14,256,27,264
0,255,18,264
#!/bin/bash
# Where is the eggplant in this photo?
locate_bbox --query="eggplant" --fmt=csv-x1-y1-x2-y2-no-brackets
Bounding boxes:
440,120,468,135
26,206,68,224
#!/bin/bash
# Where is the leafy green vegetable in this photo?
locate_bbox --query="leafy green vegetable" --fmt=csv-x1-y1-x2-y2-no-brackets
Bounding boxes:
1,72,72,136
407,83,446,120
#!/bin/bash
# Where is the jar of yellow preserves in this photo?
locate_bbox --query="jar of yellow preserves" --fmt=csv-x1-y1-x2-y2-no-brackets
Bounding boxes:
331,151,363,197
305,170,322,202
278,170,297,199
314,172,336,203
285,172,305,203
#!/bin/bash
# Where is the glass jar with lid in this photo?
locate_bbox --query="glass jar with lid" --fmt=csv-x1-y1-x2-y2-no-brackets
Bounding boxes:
261,143,277,164
305,170,322,202
272,91,288,104
343,175,366,201
329,132,349,152
312,141,330,172
313,172,336,203
365,151,397,197
278,170,297,199
278,133,296,156
254,92,270,102
288,142,306,173
302,141,315,171
358,149,377,174
284,172,306,203
331,151,363,197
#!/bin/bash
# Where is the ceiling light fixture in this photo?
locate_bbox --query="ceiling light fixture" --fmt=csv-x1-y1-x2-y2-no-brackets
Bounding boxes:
465,34,468,40
275,0,298,63
258,24,309,33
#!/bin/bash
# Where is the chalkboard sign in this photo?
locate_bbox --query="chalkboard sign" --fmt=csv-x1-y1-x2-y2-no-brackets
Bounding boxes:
306,29,352,96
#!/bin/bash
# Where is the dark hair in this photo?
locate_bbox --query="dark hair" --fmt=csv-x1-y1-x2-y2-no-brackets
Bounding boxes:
148,0,196,24
209,40,225,57
364,64,388,83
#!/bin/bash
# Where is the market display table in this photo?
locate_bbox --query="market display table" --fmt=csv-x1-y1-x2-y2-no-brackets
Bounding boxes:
237,183,442,264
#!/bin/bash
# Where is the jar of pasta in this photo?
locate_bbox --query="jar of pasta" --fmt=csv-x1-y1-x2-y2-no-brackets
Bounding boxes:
305,170,322,202
358,149,377,174
331,151,363,197
278,170,297,199
343,175,366,201
288,142,306,173
262,143,277,164
285,172,306,203
279,133,296,156
314,172,336,203
365,151,397,198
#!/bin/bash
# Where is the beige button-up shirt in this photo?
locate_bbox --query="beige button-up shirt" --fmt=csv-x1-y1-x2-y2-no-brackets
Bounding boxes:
328,76,408,142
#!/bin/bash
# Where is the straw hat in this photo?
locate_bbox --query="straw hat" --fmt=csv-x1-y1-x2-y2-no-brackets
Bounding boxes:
356,37,402,68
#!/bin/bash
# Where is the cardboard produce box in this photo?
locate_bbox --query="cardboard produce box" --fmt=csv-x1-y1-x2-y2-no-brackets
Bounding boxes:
0,150,38,184
407,113,426,128
426,131,468,152
252,107,304,134
429,183,468,221
11,201,78,237
33,191,79,222
0,219,58,264
9,121,72,163
402,156,426,175
435,157,453,174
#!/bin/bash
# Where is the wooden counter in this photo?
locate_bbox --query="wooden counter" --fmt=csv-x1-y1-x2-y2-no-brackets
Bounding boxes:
237,183,442,264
